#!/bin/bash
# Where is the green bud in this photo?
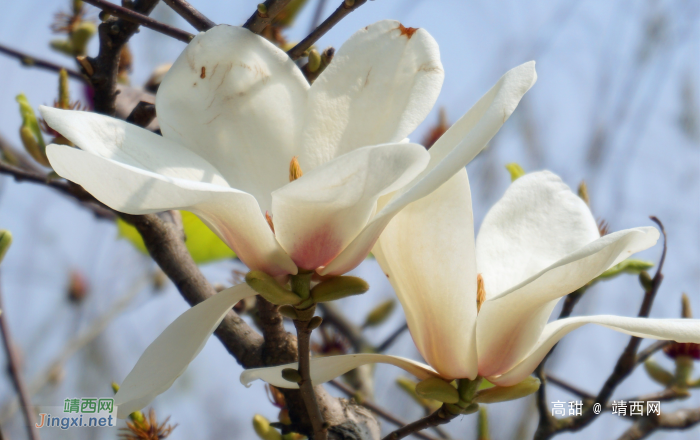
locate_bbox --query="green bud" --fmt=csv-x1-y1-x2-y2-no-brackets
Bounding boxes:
111,382,120,394
70,21,96,56
257,3,268,16
639,271,654,291
278,305,299,320
0,231,13,264
599,259,654,279
58,69,70,109
245,271,301,306
445,402,478,415
344,0,356,7
16,94,45,149
363,299,396,328
19,126,49,167
473,377,540,404
415,377,459,404
310,276,369,303
50,39,75,56
253,414,282,440
307,49,321,72
129,410,144,424
308,315,323,330
478,406,489,440
73,0,84,15
505,163,525,182
643,358,673,386
396,376,441,412
281,368,302,383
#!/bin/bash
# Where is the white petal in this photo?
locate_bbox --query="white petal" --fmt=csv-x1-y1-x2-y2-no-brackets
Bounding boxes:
374,169,478,379
272,143,429,270
156,25,309,212
301,20,443,169
477,227,659,378
489,316,700,387
240,353,439,389
321,62,537,276
115,284,256,418
476,171,600,300
47,144,296,275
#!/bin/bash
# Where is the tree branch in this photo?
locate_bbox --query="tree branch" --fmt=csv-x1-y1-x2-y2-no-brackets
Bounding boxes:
376,322,408,353
617,408,700,440
162,0,215,31
382,406,457,440
0,43,86,81
288,0,368,60
83,0,194,43
243,0,293,34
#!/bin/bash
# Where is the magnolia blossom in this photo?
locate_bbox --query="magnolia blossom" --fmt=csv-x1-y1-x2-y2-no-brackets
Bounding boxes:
241,171,700,389
40,21,536,416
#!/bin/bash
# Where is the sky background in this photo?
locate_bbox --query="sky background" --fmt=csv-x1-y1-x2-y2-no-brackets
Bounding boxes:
0,0,699,439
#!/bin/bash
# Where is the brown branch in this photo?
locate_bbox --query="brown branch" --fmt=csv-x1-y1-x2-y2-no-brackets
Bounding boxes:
0,43,86,81
125,101,157,127
309,0,329,32
377,322,408,353
635,340,674,366
545,374,595,401
0,274,40,440
382,406,457,440
328,380,438,440
293,310,328,440
288,0,368,60
82,0,194,43
318,302,369,352
617,408,700,440
243,0,293,34
604,388,689,411
162,0,215,31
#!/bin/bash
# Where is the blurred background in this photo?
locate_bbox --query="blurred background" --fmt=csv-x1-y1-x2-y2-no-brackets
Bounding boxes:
0,0,698,439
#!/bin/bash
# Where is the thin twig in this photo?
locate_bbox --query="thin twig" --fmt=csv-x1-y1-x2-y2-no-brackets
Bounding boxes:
293,314,327,440
162,0,215,31
382,406,457,440
83,0,194,43
243,0,293,34
288,0,368,60
309,0,328,33
617,407,700,440
545,374,596,400
635,340,673,366
0,43,85,81
328,380,438,440
0,273,40,440
376,322,408,353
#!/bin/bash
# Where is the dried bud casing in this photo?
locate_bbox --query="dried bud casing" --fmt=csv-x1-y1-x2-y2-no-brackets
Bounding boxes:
415,377,459,404
245,271,301,306
473,377,540,404
310,276,369,303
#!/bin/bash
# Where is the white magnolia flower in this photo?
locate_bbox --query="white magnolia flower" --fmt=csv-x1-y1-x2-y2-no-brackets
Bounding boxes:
39,21,535,417
241,171,700,389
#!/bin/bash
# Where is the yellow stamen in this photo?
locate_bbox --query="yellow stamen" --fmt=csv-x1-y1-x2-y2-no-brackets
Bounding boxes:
289,156,303,181
476,274,486,313
265,211,275,233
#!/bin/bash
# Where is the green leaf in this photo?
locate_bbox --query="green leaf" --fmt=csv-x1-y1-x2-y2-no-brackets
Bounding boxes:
117,211,235,264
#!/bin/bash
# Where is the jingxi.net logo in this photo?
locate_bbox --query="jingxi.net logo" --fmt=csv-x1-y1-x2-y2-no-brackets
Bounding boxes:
34,398,117,430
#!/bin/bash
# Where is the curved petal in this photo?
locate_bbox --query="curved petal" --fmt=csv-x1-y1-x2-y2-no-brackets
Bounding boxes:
115,284,256,418
489,316,700,386
374,169,478,379
272,143,429,271
157,25,309,212
240,353,440,389
477,227,660,377
321,62,537,276
47,144,296,275
476,171,600,300
301,20,443,169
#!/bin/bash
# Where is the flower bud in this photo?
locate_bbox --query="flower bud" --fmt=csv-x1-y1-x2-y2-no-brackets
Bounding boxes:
245,271,301,306
278,305,299,320
310,276,369,303
70,21,96,56
0,230,12,264
599,259,654,279
639,271,654,291
505,163,525,182
308,316,323,329
396,376,441,412
281,368,302,383
16,94,48,166
50,39,75,56
253,414,282,440
415,377,459,404
643,358,673,386
257,3,268,17
362,299,396,328
307,49,321,73
473,377,540,404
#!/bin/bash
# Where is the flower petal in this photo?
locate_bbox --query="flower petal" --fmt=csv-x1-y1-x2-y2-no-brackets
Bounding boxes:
477,227,659,377
46,143,295,275
300,20,444,169
489,316,700,387
240,353,439,389
156,25,309,212
374,169,478,379
476,171,600,300
272,143,429,270
115,284,256,418
321,62,537,276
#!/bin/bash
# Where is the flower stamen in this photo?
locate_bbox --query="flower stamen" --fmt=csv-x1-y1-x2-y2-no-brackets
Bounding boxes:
289,156,303,181
476,274,486,313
